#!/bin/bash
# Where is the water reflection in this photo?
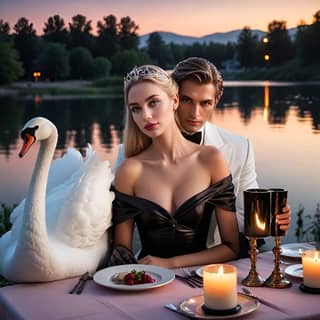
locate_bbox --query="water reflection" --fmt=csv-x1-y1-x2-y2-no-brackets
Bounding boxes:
218,84,320,132
0,96,125,158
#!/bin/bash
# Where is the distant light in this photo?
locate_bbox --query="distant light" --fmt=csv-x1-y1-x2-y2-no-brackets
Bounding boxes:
264,54,270,61
263,37,269,44
33,71,41,81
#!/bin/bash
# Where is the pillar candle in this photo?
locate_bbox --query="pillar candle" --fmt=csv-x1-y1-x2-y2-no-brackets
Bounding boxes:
203,264,237,310
302,250,320,288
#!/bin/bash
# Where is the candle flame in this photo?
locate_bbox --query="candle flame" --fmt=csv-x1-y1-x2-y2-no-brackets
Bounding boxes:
218,265,224,276
314,251,319,262
254,212,266,230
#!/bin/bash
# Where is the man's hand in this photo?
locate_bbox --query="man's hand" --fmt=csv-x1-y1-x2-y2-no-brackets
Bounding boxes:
276,204,291,231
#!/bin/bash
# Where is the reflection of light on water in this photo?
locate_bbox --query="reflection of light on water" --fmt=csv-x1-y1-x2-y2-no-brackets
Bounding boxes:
263,82,270,121
255,212,266,230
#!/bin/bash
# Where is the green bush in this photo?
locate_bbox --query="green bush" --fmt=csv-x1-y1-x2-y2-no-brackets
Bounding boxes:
0,203,13,237
92,76,123,87
0,203,14,287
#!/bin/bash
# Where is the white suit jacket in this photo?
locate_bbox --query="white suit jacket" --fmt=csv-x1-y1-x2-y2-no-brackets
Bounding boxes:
113,122,258,246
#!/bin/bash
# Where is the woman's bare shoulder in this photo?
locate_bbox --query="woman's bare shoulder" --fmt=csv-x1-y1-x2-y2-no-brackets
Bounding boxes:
199,145,229,181
115,157,143,194
199,145,222,161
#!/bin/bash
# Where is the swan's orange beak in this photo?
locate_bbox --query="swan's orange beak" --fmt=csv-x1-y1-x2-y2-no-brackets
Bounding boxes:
19,133,36,158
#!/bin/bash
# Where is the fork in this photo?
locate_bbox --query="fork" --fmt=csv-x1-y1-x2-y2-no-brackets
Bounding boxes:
69,272,92,294
181,268,203,287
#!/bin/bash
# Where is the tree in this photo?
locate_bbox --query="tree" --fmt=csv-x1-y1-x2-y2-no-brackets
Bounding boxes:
206,42,235,68
237,27,259,68
118,16,139,50
92,57,111,79
0,36,24,84
43,14,68,45
0,19,10,34
95,15,119,58
111,49,151,75
69,47,93,79
295,10,320,65
266,20,295,66
68,14,94,52
34,42,70,80
147,32,172,68
13,17,41,79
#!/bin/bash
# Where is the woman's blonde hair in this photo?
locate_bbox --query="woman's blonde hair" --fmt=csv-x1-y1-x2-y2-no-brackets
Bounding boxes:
123,65,178,158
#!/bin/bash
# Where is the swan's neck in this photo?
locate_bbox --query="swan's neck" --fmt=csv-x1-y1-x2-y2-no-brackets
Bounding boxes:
16,128,58,255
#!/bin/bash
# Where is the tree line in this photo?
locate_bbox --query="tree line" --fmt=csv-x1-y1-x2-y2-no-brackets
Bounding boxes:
0,10,319,84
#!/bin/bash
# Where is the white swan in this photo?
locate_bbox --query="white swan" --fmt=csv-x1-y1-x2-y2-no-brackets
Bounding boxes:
0,117,114,282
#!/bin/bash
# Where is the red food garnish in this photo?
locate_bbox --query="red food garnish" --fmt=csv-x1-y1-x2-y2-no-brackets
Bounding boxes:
123,270,156,285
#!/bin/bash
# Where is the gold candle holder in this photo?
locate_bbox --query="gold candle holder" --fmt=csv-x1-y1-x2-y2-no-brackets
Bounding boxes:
242,189,271,287
265,189,291,288
242,238,265,286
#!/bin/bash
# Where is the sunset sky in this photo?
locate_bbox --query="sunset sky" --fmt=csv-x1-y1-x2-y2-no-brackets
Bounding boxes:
1,0,319,36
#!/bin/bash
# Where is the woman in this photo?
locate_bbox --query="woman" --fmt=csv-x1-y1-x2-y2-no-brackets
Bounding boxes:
110,65,239,269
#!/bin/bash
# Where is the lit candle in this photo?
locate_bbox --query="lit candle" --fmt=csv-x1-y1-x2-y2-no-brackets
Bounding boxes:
244,189,271,237
302,250,320,288
203,264,237,310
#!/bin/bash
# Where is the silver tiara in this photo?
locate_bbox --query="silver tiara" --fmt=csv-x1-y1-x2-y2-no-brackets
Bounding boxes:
124,65,169,85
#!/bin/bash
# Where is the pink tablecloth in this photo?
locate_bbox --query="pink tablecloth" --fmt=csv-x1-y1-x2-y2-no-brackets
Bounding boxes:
0,252,319,320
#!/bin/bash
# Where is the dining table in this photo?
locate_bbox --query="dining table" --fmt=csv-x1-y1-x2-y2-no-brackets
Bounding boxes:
0,250,319,320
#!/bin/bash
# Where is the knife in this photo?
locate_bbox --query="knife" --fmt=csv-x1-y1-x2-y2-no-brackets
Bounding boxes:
241,288,289,315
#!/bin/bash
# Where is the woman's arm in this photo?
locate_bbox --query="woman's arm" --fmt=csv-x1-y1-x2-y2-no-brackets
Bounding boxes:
113,159,141,251
138,206,239,268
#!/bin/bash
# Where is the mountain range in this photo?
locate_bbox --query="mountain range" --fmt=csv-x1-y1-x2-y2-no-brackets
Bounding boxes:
139,28,297,48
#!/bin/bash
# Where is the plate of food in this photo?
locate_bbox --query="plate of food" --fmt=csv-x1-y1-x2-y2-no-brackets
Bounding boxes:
280,243,316,259
93,264,175,291
284,264,303,279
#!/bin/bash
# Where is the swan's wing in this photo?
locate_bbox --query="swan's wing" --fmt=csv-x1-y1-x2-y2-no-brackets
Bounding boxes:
56,149,114,248
47,148,83,192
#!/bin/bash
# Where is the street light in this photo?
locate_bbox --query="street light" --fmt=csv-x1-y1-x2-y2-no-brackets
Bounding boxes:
264,54,270,62
263,37,269,44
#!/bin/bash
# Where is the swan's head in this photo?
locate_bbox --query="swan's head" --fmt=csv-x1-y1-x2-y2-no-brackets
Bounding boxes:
19,117,56,158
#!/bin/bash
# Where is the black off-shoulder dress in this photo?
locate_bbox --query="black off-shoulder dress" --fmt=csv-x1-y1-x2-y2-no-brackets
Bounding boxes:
112,174,237,259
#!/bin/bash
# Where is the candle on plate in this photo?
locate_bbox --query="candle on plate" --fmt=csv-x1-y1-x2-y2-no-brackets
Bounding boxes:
203,264,237,310
302,250,320,288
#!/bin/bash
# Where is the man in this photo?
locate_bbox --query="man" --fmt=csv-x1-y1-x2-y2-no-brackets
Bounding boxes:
114,57,291,255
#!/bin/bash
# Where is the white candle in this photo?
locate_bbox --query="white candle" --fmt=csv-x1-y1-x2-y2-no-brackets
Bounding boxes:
203,264,237,310
302,250,320,288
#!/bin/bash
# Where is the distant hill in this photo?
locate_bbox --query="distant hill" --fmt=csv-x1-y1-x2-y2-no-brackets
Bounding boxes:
139,28,297,48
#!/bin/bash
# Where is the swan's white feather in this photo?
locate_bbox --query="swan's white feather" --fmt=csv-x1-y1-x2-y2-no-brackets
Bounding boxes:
56,151,114,248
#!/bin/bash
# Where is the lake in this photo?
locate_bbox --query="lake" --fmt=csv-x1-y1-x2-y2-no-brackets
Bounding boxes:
1,80,320,244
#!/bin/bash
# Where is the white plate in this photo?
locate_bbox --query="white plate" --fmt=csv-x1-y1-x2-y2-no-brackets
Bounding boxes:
280,243,315,259
179,293,259,319
285,264,303,278
93,264,175,291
